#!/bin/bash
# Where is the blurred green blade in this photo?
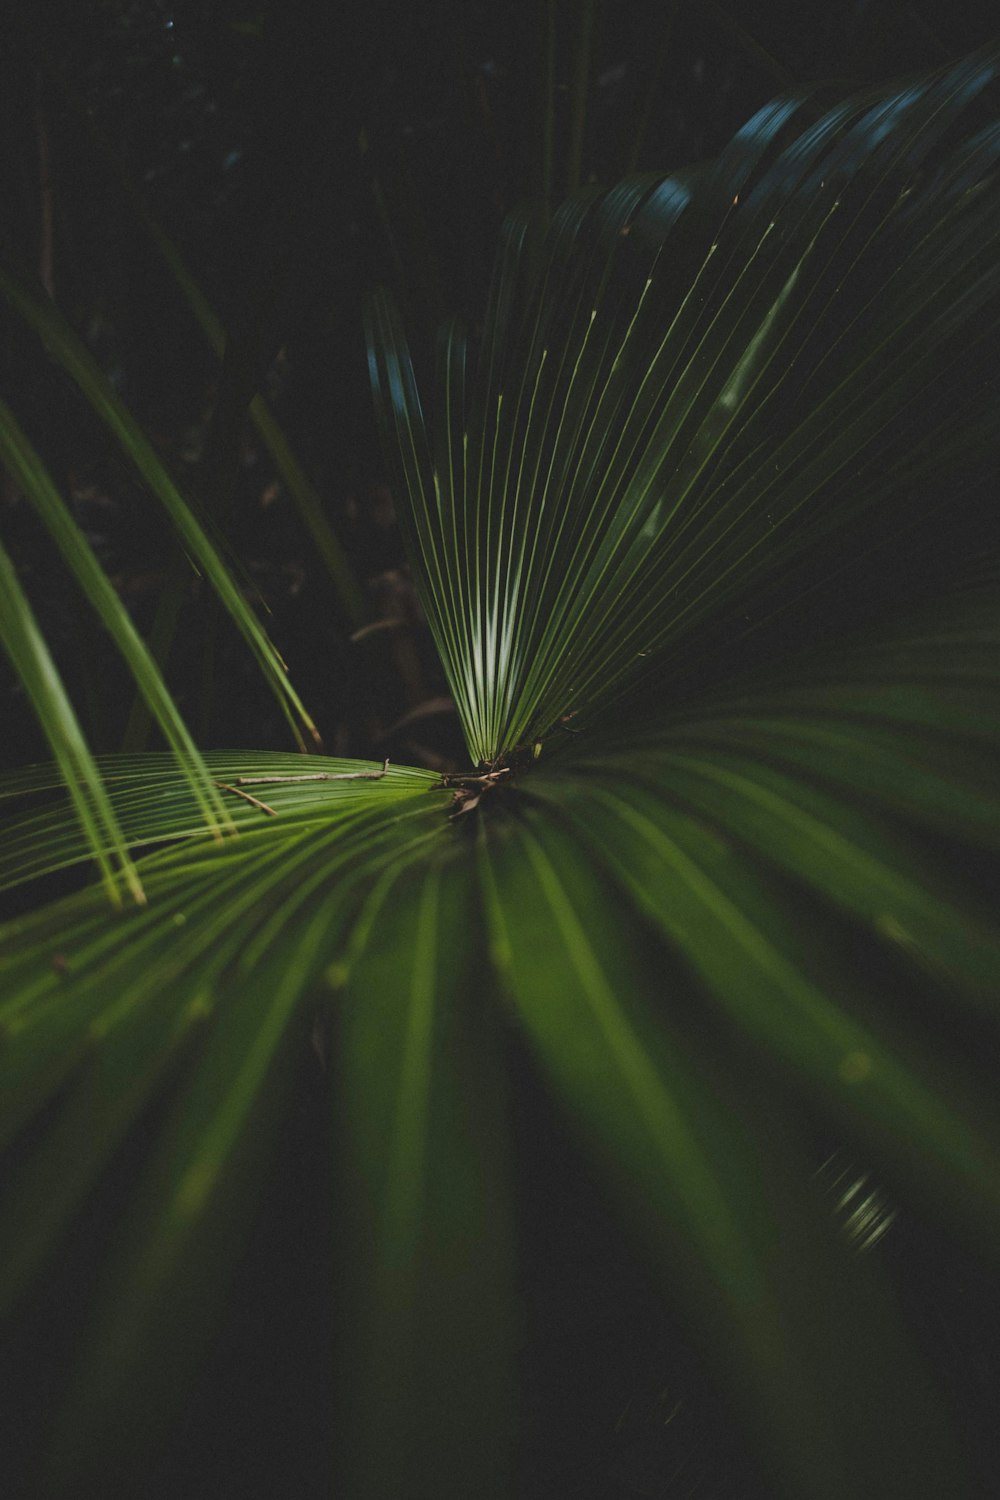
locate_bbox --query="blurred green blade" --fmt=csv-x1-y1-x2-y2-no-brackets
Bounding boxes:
0,789,450,1494
333,857,515,1499
570,579,1000,1008
0,399,231,837
40,892,337,1492
619,746,1000,1002
478,806,978,1500
0,790,445,1270
533,771,1000,1256
620,581,1000,861
0,822,339,1306
0,265,320,748
669,718,1000,848
0,535,141,906
0,771,441,1301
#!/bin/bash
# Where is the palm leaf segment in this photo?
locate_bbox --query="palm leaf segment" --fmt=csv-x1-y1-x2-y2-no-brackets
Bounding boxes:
1,53,1000,1500
369,50,1000,766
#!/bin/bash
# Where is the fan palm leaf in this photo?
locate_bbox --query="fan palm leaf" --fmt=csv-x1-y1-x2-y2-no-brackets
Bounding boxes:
368,51,1000,764
1,50,999,1500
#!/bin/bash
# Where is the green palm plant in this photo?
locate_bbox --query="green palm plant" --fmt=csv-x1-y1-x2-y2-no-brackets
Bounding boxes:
1,49,999,1499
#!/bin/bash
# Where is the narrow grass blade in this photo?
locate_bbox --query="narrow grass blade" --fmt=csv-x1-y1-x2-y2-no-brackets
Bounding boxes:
0,265,320,748
0,400,232,836
0,537,141,906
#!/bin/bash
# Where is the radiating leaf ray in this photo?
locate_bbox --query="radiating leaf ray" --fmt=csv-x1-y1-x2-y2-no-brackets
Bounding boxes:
369,49,1000,767
38,868,358,1493
0,793,449,1333
0,754,438,894
0,784,449,1494
333,856,515,1500
530,774,1000,1255
478,806,977,1500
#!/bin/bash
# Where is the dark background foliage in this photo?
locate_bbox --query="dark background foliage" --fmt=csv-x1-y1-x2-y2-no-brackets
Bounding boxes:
1,4,999,1496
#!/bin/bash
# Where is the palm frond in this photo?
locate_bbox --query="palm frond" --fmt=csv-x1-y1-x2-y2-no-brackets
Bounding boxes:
479,801,981,1498
0,754,437,893
369,49,1000,766
1,49,999,1500
3,551,998,1493
0,774,449,1493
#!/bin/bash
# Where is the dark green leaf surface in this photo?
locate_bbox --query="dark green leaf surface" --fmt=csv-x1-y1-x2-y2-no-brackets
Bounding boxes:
479,804,979,1499
334,856,516,1499
0,781,449,1494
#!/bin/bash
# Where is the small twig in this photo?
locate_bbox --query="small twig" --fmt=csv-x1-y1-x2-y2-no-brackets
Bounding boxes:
349,617,407,642
214,759,391,816
233,758,390,786
214,781,278,816
436,766,511,791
